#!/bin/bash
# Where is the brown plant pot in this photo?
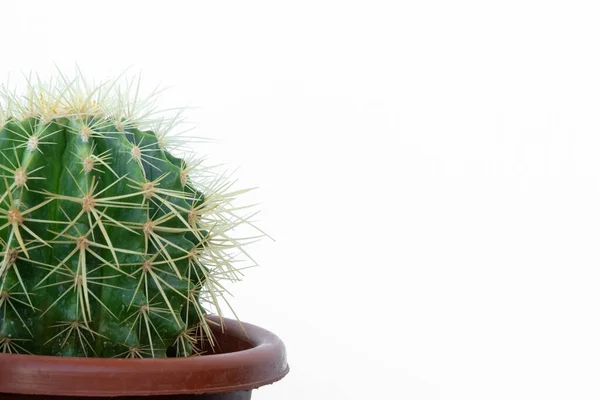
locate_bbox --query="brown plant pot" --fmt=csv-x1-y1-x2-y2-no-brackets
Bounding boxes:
0,316,289,399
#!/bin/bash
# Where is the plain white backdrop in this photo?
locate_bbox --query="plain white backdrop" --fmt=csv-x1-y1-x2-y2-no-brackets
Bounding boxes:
3,1,600,399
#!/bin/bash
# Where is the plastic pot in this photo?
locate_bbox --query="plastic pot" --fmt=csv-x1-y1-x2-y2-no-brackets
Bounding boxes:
0,316,288,399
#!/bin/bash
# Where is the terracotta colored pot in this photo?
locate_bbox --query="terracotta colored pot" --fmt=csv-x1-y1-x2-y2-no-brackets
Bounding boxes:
0,316,288,399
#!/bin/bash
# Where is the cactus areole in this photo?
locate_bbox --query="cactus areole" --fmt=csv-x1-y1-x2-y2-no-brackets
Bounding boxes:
0,73,288,398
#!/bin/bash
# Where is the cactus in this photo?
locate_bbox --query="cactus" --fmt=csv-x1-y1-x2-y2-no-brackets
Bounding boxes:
0,72,256,358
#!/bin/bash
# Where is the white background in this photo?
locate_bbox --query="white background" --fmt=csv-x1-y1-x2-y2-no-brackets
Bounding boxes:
3,1,600,399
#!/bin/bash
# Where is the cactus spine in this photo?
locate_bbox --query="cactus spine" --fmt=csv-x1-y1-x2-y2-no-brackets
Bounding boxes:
0,73,253,357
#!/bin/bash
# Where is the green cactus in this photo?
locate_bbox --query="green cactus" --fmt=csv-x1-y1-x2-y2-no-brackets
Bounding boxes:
0,73,255,357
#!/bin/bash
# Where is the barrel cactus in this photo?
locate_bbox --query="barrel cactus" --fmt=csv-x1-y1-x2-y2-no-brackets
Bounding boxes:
0,72,255,358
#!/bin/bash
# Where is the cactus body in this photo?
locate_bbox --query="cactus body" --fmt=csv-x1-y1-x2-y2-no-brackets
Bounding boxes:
0,74,248,357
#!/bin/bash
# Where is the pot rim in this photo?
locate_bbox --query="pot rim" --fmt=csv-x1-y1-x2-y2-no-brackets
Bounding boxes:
0,316,289,397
